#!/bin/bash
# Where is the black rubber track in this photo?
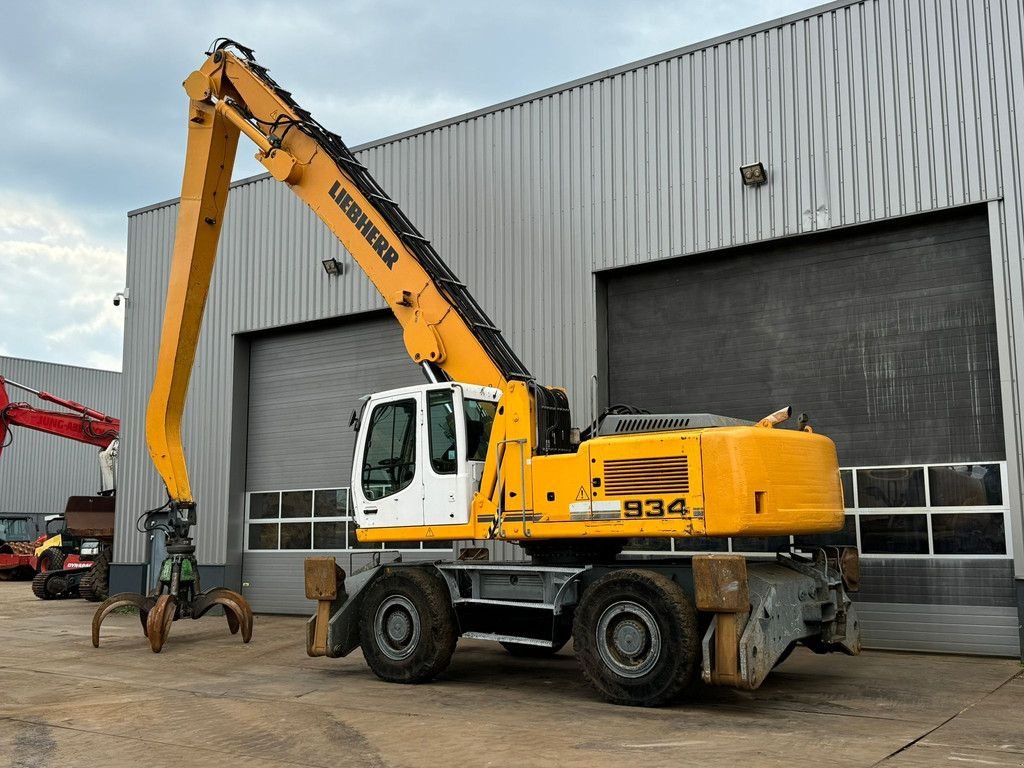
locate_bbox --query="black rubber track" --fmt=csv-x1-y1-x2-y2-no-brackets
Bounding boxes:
572,568,700,707
358,567,457,684
80,550,109,602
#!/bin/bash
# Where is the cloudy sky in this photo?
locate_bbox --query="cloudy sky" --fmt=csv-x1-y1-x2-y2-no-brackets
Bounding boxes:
0,0,811,372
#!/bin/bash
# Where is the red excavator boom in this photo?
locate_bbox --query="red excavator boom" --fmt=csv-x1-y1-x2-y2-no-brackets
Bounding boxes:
0,376,120,458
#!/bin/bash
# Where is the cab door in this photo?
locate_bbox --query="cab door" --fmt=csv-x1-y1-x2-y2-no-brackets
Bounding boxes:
422,387,465,527
352,393,424,529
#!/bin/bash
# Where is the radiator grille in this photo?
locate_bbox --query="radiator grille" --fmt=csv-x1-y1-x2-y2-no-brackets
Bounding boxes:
603,456,689,495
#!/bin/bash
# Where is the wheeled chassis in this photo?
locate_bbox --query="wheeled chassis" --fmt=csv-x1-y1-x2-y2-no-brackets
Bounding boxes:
306,548,861,695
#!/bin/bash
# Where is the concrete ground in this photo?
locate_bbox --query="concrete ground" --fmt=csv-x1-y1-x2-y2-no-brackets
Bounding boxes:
0,581,1021,768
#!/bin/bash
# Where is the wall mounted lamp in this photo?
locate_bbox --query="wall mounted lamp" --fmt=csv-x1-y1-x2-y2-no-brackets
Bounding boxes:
321,258,344,277
739,162,768,186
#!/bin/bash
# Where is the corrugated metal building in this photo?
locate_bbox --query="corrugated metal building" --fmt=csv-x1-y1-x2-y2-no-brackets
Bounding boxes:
0,356,121,534
116,0,1024,657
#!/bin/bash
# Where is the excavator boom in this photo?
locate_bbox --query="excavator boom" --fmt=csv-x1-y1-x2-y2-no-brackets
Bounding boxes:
147,41,529,504
0,376,120,458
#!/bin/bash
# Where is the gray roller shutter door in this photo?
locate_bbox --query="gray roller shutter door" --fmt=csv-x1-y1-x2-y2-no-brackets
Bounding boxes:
245,315,418,492
605,206,1002,467
242,314,423,613
604,206,1017,656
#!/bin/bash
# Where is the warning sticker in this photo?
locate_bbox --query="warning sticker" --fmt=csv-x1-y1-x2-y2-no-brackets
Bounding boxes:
575,487,590,501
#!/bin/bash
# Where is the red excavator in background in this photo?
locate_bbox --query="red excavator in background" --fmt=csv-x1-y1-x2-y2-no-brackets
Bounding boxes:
0,376,119,600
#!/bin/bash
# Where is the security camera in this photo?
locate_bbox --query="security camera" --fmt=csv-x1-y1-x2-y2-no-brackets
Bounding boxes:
113,290,128,307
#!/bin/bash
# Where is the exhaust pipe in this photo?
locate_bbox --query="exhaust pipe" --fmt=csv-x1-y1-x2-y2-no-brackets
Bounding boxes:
756,406,792,428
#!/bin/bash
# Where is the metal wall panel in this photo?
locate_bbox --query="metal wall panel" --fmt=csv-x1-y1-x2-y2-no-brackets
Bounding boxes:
121,0,1024,586
855,602,1020,656
858,559,1017,608
0,356,120,515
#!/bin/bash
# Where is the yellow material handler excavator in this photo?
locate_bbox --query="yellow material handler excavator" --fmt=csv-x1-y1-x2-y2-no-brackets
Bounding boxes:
94,41,860,704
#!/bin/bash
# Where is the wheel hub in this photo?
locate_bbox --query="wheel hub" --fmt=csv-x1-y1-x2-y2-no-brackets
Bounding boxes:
596,600,661,678
375,595,421,661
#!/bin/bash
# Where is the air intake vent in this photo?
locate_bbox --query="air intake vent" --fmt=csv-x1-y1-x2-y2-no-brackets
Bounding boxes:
598,413,753,437
614,416,691,433
604,456,689,495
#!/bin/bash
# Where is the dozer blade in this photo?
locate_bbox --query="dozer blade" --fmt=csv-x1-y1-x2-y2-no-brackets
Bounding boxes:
192,587,254,643
91,592,156,648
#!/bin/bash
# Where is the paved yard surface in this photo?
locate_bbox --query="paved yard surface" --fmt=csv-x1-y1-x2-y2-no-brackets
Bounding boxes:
0,581,1021,768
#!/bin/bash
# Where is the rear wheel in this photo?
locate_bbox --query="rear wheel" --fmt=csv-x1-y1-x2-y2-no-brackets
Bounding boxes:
359,567,457,684
573,569,700,707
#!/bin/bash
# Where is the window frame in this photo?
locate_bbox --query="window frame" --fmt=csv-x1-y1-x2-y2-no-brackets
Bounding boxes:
634,460,1011,560
244,486,456,554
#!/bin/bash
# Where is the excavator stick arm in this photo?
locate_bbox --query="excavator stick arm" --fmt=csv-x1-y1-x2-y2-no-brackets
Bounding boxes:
147,42,530,506
0,377,120,459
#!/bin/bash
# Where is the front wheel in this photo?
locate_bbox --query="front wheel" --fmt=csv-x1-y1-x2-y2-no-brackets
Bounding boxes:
573,569,700,707
358,567,457,684
37,549,65,573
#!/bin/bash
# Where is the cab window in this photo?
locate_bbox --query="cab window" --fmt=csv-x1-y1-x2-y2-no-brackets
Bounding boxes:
428,390,457,474
464,399,496,461
361,399,417,500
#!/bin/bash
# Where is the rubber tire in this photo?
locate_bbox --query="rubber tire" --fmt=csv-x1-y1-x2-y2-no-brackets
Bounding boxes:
500,640,568,658
573,569,700,707
358,567,457,684
38,549,65,573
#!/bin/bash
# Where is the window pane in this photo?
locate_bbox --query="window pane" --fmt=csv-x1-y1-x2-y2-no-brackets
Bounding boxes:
731,535,792,553
361,399,417,500
346,520,383,549
841,470,854,509
931,513,1006,555
313,521,347,549
856,468,925,508
859,514,928,554
248,523,278,549
280,522,312,549
428,390,457,475
281,491,313,518
464,399,497,461
624,537,671,552
673,536,728,553
314,489,349,517
249,492,279,520
795,515,857,549
929,465,1002,507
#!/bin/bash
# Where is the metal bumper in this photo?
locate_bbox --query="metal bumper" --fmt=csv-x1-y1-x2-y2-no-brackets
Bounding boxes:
304,557,384,658
698,549,861,690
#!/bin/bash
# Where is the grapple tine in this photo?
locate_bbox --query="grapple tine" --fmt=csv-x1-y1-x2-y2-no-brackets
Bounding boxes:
147,594,177,653
192,587,253,643
224,606,241,635
91,593,157,648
